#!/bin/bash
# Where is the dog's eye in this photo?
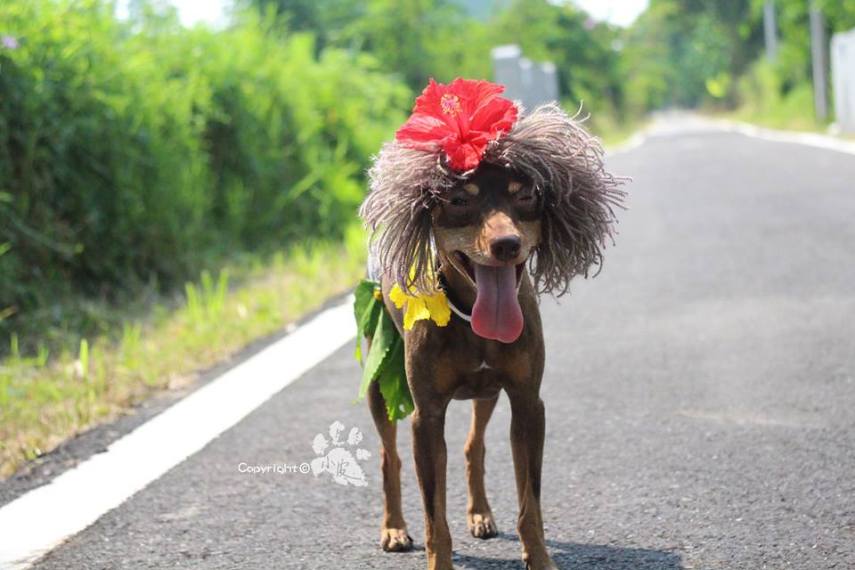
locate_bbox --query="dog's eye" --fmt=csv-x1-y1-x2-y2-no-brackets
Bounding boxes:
450,196,469,207
516,191,535,203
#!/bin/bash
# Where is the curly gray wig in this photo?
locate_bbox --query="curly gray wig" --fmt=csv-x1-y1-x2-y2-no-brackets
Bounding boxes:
360,103,627,296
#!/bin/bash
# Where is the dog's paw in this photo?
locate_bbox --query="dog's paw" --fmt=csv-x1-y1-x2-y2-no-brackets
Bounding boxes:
467,512,498,539
525,563,558,570
523,552,558,570
380,527,414,552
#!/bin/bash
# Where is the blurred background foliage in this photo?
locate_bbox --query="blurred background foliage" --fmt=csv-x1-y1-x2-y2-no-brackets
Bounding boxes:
2,0,855,355
0,0,408,351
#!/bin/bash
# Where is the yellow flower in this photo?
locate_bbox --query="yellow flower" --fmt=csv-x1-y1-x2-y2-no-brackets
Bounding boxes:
389,282,451,330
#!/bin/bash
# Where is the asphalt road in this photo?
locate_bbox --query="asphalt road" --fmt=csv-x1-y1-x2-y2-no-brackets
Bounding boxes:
25,121,855,569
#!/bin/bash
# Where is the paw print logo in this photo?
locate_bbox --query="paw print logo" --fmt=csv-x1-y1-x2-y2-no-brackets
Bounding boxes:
310,421,371,487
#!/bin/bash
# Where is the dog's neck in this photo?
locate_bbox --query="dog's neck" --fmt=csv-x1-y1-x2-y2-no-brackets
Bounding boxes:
437,255,477,314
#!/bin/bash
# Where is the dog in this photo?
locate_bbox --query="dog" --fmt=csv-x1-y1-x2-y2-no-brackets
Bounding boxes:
357,78,625,570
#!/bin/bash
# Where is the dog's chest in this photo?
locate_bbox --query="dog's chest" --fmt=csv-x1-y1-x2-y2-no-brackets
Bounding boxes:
450,355,505,400
414,312,541,400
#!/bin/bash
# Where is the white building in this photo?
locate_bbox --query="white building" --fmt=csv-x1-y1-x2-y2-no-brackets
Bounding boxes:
491,45,560,111
832,28,855,133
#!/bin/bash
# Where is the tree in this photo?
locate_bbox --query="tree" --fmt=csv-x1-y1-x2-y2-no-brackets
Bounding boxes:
488,0,624,114
621,0,762,111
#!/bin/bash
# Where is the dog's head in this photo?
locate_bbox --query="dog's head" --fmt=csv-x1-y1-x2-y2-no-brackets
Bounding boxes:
433,165,541,285
430,165,540,341
360,93,626,342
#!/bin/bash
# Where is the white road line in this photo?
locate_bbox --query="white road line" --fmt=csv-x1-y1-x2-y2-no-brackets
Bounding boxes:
608,114,855,157
0,300,356,570
607,128,651,156
719,119,855,156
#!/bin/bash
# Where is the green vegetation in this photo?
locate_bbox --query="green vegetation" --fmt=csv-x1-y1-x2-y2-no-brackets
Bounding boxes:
1,229,366,477
245,0,628,128
0,0,407,354
353,279,412,422
622,0,855,129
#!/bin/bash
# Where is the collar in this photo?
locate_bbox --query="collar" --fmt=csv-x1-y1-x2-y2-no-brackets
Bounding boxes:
447,296,472,323
437,271,472,323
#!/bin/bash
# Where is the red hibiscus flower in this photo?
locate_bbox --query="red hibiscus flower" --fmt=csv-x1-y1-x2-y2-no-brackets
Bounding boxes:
395,78,518,172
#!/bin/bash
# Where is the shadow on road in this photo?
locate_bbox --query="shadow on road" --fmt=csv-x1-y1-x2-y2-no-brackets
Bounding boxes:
452,532,683,569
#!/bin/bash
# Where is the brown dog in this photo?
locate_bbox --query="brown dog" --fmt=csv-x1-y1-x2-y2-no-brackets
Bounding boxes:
359,81,624,570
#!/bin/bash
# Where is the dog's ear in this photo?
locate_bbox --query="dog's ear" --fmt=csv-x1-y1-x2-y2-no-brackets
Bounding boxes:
359,142,453,293
490,104,627,296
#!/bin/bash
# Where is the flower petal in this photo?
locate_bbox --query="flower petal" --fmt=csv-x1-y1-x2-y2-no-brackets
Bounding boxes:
445,141,485,172
423,294,451,326
395,77,518,172
403,297,430,330
471,99,518,137
389,284,408,309
396,114,454,149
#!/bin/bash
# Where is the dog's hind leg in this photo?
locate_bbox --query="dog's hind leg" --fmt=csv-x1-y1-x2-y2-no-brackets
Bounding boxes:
465,396,499,539
367,379,413,552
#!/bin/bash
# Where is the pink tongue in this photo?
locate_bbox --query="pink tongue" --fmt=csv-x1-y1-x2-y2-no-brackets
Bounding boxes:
471,264,524,343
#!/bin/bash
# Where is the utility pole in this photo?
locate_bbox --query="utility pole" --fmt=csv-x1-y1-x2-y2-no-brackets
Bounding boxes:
764,0,778,62
810,0,829,121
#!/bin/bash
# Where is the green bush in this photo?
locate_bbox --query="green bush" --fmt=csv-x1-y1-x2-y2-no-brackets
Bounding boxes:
0,0,409,351
735,59,818,129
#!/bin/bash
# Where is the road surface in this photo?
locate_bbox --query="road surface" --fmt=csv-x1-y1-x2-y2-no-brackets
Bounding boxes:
10,119,855,569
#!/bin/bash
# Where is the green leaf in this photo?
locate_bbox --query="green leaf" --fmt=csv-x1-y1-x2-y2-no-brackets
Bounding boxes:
358,308,396,399
353,279,382,363
354,280,382,334
352,279,413,420
377,337,413,421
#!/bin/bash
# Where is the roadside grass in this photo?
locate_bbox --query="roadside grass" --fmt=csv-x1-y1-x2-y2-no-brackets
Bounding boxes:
727,106,828,133
719,78,852,139
589,113,649,148
558,99,647,150
0,226,367,479
712,106,855,142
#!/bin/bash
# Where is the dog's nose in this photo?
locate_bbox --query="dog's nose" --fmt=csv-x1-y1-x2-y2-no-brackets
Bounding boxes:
490,235,521,262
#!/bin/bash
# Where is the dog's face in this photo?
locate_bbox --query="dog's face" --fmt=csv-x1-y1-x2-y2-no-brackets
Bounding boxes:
433,164,542,287
432,164,542,342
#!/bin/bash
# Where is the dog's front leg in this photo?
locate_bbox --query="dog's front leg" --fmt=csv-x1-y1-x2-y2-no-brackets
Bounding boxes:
507,387,557,570
407,349,455,570
411,401,453,570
